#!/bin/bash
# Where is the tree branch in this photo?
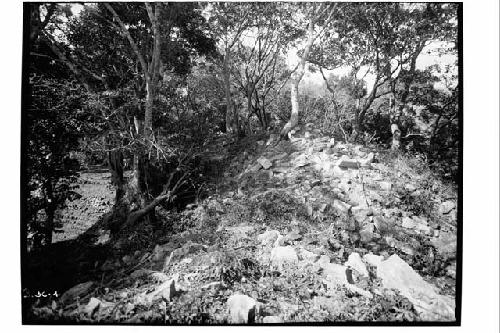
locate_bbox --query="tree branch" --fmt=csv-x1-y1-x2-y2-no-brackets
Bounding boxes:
104,3,149,78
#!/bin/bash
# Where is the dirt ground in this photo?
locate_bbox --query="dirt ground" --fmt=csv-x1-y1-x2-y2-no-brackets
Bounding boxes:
53,171,115,243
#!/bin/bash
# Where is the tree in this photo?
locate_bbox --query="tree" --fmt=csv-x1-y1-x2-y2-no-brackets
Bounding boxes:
32,3,217,231
313,3,458,144
279,2,337,139
229,3,295,132
24,3,94,249
207,3,253,135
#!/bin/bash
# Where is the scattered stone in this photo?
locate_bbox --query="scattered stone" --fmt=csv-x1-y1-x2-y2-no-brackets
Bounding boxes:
83,297,101,316
297,247,319,262
180,258,193,265
446,262,456,279
224,225,255,239
373,216,390,233
152,244,171,262
294,155,310,167
331,165,344,176
337,157,360,169
359,223,376,243
415,223,431,234
332,199,351,214
404,183,417,192
60,281,95,304
147,276,178,302
375,254,455,320
378,181,393,191
313,296,342,314
269,152,288,162
257,140,264,146
262,315,282,323
248,163,262,172
359,152,375,167
402,216,431,234
257,157,273,170
95,230,110,245
351,207,371,224
122,255,132,264
257,230,280,246
284,230,302,243
164,241,207,269
227,294,257,324
439,200,456,215
402,216,417,229
345,252,369,277
318,203,329,213
130,269,154,279
274,234,286,247
320,261,372,298
201,281,222,290
306,203,314,216
431,232,457,257
150,271,170,283
363,253,383,267
270,246,299,269
395,242,415,256
326,138,335,148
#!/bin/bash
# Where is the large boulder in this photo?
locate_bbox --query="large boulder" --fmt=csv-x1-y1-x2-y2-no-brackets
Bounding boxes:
375,254,455,321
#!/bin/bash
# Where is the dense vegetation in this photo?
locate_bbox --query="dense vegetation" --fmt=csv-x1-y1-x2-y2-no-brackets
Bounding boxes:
21,2,462,324
23,2,458,260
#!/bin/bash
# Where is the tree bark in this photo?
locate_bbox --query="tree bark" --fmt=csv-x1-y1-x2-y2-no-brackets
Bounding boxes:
222,49,238,134
104,3,164,230
44,207,55,246
390,42,425,150
280,18,316,138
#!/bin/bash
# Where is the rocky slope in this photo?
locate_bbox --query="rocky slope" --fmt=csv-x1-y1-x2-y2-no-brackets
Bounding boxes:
26,124,458,324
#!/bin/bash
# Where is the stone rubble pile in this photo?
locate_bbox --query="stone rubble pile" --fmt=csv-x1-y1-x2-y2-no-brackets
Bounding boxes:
50,125,457,323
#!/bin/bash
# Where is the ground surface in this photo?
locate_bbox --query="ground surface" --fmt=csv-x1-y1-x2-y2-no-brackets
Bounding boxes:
53,171,115,243
24,127,458,324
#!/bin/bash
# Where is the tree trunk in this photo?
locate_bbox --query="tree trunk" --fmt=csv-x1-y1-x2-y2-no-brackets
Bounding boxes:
222,49,238,134
391,123,401,150
246,84,254,125
390,42,425,151
280,80,300,138
144,79,155,141
43,179,56,246
108,150,124,202
280,18,316,138
44,206,55,246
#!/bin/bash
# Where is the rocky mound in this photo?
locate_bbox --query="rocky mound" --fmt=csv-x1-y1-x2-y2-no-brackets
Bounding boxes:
26,126,458,323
